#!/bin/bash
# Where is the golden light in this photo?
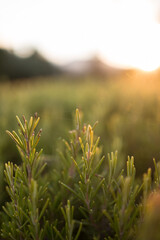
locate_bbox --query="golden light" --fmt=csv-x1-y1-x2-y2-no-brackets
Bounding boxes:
98,0,160,72
0,0,160,72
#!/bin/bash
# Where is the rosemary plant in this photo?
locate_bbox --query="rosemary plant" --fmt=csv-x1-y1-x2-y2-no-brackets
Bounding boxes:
1,109,160,240
2,114,49,240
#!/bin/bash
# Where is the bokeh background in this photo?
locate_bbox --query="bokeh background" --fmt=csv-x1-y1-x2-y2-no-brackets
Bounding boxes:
0,0,160,176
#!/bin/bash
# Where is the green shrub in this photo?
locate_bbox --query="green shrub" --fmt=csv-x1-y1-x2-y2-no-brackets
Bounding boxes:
1,109,160,239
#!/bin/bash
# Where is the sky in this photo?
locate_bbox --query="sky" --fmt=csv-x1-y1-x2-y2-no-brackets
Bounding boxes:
0,0,160,71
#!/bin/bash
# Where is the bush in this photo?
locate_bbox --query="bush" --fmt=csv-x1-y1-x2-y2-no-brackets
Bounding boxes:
1,109,160,239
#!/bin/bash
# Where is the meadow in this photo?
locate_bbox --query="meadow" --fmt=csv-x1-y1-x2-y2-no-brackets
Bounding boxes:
1,72,160,239
1,72,160,173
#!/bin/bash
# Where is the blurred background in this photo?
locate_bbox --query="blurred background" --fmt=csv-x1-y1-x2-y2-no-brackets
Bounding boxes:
0,0,160,175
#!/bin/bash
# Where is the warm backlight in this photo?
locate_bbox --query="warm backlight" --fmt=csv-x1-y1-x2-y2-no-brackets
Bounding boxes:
98,0,160,72
0,0,160,71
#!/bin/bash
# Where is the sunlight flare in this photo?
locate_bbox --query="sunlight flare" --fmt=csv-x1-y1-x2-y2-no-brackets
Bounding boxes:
0,0,160,71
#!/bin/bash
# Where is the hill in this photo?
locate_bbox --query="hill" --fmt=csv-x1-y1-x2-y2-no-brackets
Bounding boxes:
62,56,128,77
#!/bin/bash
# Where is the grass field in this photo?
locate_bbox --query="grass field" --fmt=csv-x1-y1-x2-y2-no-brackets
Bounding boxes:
1,72,160,175
1,72,160,239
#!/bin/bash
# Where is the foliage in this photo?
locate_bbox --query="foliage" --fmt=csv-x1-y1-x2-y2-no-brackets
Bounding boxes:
1,75,160,176
1,109,160,239
2,113,49,240
0,48,61,80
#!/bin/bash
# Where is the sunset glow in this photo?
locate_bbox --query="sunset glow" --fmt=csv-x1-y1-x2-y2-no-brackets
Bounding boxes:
99,0,160,71
0,0,160,71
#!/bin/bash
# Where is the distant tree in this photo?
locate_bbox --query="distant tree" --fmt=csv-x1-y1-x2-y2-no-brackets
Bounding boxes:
0,48,62,80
